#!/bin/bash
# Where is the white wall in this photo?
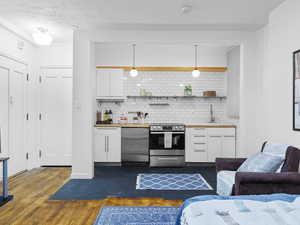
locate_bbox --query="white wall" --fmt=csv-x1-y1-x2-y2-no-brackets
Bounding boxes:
37,43,73,67
226,46,240,119
72,32,94,179
238,29,269,156
262,0,300,148
0,25,35,62
95,44,228,67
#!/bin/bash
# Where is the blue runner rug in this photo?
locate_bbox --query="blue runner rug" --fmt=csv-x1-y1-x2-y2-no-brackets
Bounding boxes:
94,206,180,225
136,173,213,190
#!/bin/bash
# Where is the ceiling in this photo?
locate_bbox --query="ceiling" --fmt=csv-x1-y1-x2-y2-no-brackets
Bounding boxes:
0,0,285,42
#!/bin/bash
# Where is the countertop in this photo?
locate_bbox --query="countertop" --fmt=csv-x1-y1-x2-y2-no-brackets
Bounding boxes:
95,123,150,128
95,123,236,128
185,124,236,128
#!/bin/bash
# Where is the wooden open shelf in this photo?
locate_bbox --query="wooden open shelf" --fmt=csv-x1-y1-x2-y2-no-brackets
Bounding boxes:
96,66,227,72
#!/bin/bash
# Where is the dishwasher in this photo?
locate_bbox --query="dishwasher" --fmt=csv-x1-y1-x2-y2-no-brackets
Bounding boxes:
121,128,149,163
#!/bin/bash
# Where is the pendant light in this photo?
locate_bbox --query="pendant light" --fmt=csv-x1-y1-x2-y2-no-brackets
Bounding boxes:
130,44,138,77
192,44,200,78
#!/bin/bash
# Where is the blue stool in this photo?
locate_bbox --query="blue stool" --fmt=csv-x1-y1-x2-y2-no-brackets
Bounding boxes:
0,157,13,207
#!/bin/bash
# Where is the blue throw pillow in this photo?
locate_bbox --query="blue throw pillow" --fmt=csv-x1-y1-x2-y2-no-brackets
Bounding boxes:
237,152,284,173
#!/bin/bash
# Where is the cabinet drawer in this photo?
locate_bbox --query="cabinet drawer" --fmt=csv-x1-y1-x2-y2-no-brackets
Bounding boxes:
187,149,207,162
207,128,235,136
193,148,206,153
191,136,206,143
192,142,206,148
95,127,121,135
191,128,206,135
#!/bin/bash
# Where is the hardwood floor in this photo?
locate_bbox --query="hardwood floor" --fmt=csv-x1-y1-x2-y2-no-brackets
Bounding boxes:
0,167,183,225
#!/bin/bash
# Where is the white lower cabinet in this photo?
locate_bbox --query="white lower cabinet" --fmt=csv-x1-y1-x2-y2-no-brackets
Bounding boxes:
94,127,121,162
185,128,236,163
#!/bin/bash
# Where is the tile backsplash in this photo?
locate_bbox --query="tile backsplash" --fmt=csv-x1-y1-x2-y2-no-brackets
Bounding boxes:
97,71,227,124
125,71,226,97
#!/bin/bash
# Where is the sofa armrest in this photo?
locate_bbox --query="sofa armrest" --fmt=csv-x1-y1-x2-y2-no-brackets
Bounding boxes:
234,172,300,195
215,158,247,172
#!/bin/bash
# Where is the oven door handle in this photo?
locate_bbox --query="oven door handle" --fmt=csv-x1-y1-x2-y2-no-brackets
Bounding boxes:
157,157,180,161
150,132,185,134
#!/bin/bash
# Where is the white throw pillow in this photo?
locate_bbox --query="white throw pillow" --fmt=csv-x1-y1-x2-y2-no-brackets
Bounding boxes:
237,152,284,173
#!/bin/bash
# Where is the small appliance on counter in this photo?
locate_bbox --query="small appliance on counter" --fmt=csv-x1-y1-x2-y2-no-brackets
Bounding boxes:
96,109,113,124
203,90,217,97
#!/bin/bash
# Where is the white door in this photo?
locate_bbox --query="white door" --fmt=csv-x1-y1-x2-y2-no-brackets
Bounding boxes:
207,136,222,162
0,66,9,158
107,132,121,162
40,68,72,166
109,69,123,97
9,69,26,175
94,131,107,162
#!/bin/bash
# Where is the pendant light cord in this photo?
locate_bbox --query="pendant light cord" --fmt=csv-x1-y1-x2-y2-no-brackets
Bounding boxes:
133,44,136,69
194,44,198,69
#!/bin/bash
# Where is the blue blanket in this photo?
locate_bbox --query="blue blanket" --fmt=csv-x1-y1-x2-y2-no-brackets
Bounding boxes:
175,194,300,225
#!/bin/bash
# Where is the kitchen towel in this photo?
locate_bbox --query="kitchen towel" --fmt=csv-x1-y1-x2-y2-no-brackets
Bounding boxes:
164,132,172,148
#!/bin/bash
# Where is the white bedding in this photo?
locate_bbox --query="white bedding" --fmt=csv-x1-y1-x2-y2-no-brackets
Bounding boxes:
181,197,300,225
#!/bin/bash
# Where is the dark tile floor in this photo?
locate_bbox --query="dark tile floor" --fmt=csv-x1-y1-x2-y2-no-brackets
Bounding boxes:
50,165,217,200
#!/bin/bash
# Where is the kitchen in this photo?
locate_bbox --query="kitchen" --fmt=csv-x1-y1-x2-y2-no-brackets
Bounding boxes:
94,43,240,167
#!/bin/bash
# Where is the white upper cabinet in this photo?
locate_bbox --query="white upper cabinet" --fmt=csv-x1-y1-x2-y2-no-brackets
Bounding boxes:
96,69,124,99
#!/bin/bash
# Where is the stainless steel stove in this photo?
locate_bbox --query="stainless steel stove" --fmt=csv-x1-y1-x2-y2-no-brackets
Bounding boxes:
149,123,185,167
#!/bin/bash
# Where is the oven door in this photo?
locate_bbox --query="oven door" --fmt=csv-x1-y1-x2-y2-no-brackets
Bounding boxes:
149,132,185,150
149,132,165,150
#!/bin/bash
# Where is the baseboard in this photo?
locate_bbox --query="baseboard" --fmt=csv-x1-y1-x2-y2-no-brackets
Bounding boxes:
95,162,122,167
70,172,94,179
185,162,216,167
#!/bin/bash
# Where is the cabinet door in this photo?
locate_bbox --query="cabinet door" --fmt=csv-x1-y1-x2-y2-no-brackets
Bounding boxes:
109,69,123,97
222,136,236,158
207,136,222,162
107,131,121,162
94,132,107,162
96,69,110,97
185,128,208,162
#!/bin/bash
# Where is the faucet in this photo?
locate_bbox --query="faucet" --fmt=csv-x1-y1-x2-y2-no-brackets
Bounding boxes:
209,104,215,123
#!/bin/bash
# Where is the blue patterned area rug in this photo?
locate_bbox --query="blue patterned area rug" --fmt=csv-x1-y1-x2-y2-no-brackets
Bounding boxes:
136,173,213,190
94,206,180,225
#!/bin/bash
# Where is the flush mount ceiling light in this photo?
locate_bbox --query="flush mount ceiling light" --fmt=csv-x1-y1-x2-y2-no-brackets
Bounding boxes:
192,44,200,78
130,44,138,77
180,4,193,14
32,27,53,46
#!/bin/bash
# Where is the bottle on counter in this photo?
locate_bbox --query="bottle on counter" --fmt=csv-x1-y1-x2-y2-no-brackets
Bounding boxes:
119,113,128,124
96,111,102,124
108,110,113,123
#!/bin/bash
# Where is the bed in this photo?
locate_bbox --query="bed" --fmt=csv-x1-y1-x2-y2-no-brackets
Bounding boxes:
175,194,300,225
